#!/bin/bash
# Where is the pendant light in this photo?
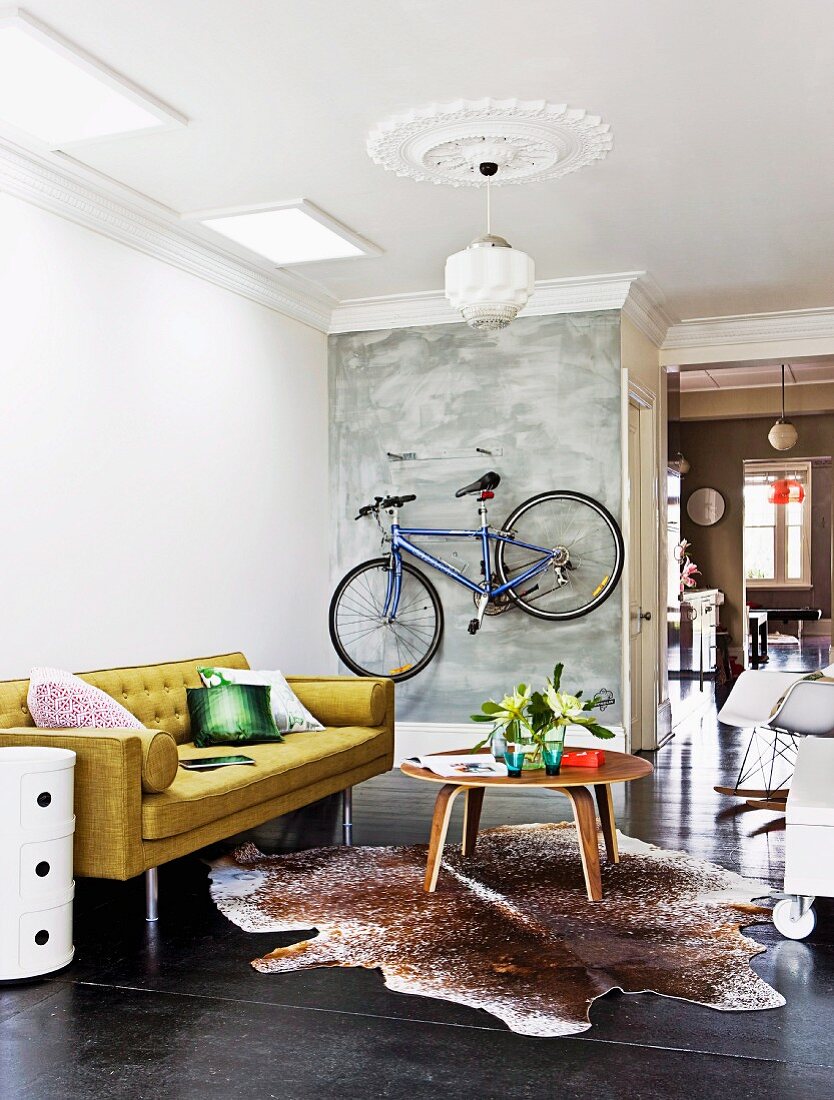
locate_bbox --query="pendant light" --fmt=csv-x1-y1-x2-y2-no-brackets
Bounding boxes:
768,478,805,505
768,364,799,451
444,162,535,333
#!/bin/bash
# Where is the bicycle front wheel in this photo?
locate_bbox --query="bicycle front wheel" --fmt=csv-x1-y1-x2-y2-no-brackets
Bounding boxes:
496,491,624,620
329,558,444,681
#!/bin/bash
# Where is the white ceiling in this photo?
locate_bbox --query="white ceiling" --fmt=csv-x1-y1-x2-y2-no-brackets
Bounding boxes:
679,358,834,391
14,0,834,319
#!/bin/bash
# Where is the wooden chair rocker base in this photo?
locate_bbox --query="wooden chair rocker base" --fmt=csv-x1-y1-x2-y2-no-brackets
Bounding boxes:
714,785,790,800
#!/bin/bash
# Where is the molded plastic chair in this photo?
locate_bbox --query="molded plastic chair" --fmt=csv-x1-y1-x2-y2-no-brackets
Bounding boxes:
716,665,834,810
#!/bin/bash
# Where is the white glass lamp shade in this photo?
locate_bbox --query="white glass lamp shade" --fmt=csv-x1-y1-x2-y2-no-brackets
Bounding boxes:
768,418,798,451
445,237,535,332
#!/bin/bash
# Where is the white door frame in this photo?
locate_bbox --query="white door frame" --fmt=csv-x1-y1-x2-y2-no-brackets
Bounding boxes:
622,376,660,752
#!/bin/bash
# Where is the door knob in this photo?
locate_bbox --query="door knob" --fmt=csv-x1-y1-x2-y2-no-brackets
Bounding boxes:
640,611,652,621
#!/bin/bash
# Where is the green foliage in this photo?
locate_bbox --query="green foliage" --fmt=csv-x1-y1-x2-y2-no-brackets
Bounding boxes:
582,722,615,740
469,661,616,747
527,691,553,735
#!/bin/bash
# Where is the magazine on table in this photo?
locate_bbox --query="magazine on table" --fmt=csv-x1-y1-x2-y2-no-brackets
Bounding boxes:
407,754,508,778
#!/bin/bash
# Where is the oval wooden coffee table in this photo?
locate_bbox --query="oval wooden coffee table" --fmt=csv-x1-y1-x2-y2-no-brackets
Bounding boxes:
401,748,653,901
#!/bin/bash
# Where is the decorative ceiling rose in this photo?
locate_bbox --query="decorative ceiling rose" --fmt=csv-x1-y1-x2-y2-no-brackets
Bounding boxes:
768,364,799,451
366,98,613,187
368,98,611,333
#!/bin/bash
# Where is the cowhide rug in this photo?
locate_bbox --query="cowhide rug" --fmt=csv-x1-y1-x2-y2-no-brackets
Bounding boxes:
207,823,784,1037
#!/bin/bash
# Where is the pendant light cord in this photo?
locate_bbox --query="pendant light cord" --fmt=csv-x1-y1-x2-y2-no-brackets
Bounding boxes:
781,363,786,419
486,176,491,236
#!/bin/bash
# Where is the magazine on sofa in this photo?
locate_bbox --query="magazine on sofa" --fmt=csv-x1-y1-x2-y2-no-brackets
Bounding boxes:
406,754,508,778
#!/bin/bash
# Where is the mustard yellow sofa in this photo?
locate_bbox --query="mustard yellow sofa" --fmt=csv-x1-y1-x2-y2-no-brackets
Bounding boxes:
0,652,394,919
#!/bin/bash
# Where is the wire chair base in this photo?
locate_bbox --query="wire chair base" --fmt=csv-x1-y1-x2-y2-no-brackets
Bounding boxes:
714,725,799,808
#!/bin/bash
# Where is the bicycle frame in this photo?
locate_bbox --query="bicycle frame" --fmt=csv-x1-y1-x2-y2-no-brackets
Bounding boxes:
380,508,557,620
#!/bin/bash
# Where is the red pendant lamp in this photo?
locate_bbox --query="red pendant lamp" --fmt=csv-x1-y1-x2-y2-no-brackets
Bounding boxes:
768,478,805,505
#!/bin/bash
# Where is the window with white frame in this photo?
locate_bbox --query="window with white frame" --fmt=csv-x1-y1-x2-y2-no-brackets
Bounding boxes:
743,460,812,587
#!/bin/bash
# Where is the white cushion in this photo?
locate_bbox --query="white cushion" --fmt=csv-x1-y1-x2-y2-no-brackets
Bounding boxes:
197,666,324,733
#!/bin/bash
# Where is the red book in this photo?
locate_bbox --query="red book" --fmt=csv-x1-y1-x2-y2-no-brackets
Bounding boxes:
562,749,606,768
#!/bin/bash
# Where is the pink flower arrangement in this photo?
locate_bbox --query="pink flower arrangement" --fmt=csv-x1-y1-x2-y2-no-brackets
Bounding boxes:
675,539,701,594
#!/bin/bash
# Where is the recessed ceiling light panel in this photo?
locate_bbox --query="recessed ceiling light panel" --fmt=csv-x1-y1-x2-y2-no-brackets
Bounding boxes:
188,200,380,266
0,8,186,148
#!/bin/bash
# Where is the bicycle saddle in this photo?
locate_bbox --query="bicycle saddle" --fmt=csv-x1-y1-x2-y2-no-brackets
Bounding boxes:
454,471,501,498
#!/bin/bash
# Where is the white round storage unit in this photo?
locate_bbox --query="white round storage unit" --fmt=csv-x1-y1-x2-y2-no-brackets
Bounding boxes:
0,746,75,982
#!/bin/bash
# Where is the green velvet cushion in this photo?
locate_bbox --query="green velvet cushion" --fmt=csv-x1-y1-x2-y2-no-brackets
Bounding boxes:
186,683,284,747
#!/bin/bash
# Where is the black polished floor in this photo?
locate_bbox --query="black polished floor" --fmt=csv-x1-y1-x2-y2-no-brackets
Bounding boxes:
3,679,834,1099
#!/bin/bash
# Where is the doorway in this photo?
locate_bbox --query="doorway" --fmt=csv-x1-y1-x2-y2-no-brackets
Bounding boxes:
627,394,659,752
669,357,834,693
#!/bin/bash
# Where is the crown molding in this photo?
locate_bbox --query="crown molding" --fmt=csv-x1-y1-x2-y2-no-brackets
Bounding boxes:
662,307,834,352
0,138,335,332
329,271,668,335
621,275,673,347
20,131,823,355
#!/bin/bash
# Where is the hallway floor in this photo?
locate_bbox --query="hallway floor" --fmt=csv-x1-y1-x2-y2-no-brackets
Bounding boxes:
3,684,834,1099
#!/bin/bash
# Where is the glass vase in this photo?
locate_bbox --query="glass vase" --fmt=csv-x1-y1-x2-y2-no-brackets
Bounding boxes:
520,740,545,771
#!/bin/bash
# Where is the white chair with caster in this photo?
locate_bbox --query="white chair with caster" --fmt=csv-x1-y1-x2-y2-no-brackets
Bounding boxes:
716,666,834,810
774,737,834,940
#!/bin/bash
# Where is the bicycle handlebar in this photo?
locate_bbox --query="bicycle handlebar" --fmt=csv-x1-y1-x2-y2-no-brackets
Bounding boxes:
354,493,417,520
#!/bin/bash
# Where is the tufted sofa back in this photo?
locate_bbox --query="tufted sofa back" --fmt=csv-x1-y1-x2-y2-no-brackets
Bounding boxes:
0,652,250,744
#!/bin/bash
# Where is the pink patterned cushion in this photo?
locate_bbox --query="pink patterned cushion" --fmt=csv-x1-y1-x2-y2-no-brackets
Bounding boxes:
27,667,144,730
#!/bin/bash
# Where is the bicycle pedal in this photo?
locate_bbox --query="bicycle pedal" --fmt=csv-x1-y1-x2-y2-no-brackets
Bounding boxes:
467,618,480,635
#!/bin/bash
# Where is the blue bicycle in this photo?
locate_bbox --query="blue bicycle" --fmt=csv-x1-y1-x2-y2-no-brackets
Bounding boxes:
329,472,624,681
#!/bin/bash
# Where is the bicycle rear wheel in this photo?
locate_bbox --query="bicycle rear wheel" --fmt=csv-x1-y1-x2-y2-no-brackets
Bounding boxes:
329,558,444,681
496,491,624,620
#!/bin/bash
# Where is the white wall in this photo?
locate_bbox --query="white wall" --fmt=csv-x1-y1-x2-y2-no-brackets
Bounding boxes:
0,192,331,678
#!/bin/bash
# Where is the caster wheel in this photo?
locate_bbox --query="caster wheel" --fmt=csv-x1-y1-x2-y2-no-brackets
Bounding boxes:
772,898,816,940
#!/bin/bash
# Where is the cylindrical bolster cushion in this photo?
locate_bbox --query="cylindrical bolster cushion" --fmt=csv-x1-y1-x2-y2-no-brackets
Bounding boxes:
139,729,179,793
291,680,386,728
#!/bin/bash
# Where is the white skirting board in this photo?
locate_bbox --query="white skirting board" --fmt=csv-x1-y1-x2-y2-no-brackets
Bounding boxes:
394,722,627,765
803,618,832,637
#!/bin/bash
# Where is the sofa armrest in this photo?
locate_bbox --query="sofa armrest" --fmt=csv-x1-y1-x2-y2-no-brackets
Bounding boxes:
0,727,178,880
287,675,394,730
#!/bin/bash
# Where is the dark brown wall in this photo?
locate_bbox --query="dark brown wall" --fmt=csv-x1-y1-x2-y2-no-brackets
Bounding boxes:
679,414,834,647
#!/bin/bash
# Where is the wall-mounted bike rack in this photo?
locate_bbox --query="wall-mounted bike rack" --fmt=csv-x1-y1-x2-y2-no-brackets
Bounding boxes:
386,445,504,463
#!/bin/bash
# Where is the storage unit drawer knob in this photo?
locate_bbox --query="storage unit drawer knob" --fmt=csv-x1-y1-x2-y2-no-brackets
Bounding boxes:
35,861,50,878
34,930,49,946
36,792,52,808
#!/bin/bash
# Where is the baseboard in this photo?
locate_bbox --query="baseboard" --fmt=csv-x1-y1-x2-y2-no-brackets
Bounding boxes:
803,618,832,637
657,699,673,741
395,721,627,765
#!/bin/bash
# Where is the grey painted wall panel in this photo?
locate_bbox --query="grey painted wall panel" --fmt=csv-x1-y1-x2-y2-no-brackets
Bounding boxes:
329,312,623,724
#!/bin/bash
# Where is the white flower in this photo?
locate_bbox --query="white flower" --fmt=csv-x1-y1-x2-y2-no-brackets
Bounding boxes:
544,686,584,723
491,684,532,727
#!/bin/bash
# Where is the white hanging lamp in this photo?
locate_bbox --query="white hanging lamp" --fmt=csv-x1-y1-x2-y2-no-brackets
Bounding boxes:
768,364,799,451
444,162,534,332
366,99,613,335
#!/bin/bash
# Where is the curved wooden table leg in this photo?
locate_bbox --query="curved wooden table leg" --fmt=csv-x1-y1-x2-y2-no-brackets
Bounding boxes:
562,786,603,902
594,783,620,863
462,787,485,857
424,784,466,892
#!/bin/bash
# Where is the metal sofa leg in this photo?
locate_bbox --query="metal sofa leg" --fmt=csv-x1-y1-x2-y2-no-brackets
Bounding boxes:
342,787,353,846
145,867,159,922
